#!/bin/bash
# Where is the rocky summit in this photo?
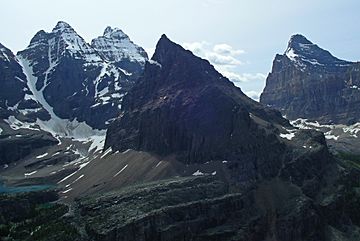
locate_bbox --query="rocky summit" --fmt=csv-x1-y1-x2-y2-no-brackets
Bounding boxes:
105,35,289,173
17,21,148,129
91,26,148,80
100,35,360,240
260,34,360,125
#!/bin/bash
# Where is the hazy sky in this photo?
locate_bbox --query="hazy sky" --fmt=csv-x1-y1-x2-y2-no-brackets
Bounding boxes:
1,0,359,99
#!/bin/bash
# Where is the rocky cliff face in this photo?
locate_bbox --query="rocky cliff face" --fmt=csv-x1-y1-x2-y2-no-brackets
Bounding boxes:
0,43,48,121
260,34,360,125
105,35,294,182
16,21,148,129
104,35,337,188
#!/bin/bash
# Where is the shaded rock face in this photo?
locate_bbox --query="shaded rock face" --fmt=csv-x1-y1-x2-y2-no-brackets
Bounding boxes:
16,21,148,129
260,34,360,125
0,130,58,165
105,35,291,182
0,43,47,120
0,44,27,110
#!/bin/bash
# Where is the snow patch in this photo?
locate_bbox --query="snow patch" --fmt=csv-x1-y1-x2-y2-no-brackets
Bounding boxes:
36,153,48,159
192,170,205,176
61,188,73,194
148,59,162,67
58,171,77,184
155,161,162,168
24,171,37,177
101,147,112,159
279,128,297,140
114,164,128,177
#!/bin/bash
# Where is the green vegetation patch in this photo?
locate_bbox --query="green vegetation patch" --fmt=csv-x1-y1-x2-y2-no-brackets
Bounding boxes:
0,191,80,241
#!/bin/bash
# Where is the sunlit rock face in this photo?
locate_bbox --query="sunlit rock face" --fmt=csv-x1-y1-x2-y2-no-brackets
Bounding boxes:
17,21,147,129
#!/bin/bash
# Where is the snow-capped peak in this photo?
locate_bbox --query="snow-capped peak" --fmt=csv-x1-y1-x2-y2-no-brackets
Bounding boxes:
284,34,351,69
103,26,128,40
19,21,103,64
91,27,148,66
52,21,74,33
287,34,312,47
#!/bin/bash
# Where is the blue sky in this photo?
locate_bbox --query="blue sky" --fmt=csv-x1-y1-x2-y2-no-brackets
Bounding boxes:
1,0,359,99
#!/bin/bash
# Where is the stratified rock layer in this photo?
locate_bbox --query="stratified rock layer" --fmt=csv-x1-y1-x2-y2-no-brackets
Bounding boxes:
260,34,360,125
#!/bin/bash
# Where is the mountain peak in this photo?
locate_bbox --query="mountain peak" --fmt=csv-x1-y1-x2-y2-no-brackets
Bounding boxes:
157,34,174,47
91,26,148,75
285,34,315,57
152,34,187,64
288,34,312,47
103,26,128,40
284,34,351,68
160,34,169,41
52,21,74,32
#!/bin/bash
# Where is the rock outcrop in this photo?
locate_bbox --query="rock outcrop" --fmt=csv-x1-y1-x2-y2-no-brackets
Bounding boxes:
260,34,360,125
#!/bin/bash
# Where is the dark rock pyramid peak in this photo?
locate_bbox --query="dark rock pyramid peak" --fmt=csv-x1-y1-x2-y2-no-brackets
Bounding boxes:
153,33,206,64
145,33,226,87
105,35,291,181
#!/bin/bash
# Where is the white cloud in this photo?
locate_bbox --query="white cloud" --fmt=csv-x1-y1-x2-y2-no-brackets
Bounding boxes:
145,47,155,58
206,52,243,66
244,90,261,101
213,43,245,56
182,41,265,84
234,73,267,83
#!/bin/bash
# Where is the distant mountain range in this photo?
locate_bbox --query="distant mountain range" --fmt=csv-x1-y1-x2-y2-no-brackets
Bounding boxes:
1,21,147,132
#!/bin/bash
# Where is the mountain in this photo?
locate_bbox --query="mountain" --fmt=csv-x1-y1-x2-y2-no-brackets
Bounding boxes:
103,35,341,193
61,35,358,240
1,30,360,241
0,21,148,175
260,34,360,125
105,34,291,177
17,21,148,130
0,43,57,165
91,26,148,79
